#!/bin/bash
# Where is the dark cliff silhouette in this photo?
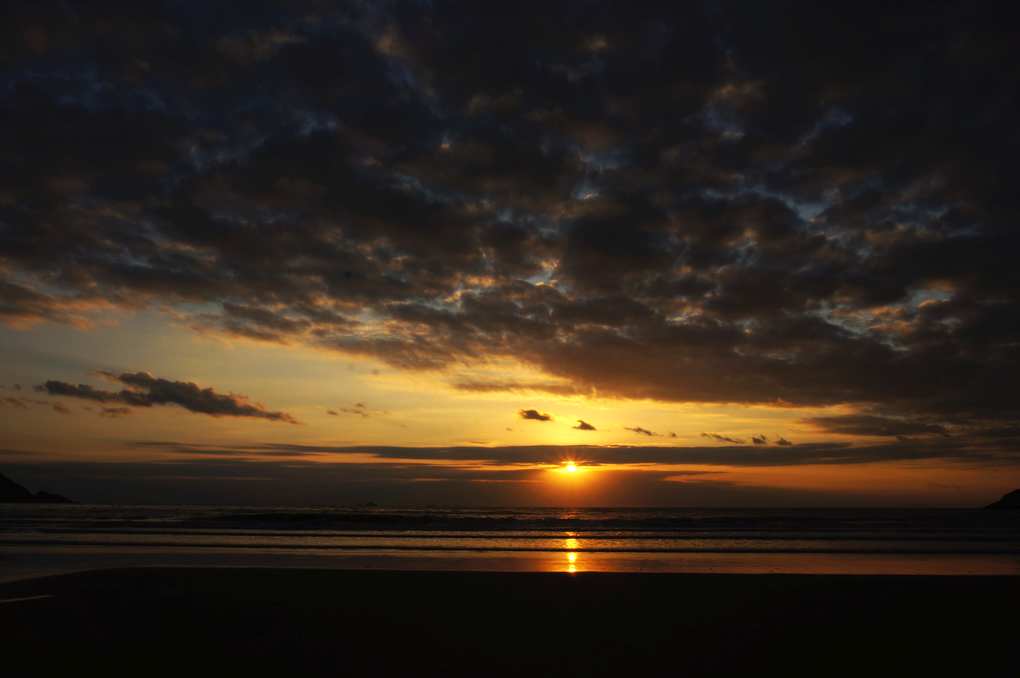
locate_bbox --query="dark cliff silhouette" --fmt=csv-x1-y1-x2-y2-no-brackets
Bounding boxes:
0,472,73,503
985,489,1020,510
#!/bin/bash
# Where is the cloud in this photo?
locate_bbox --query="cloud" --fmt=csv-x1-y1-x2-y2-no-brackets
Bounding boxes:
452,380,585,397
625,427,657,437
132,439,1020,469
0,281,113,330
0,456,914,507
752,434,768,445
776,437,793,446
39,372,297,423
38,382,120,403
702,433,745,444
519,409,552,422
0,1,1016,433
2,395,69,411
804,415,949,437
327,403,375,418
573,420,596,431
975,426,1020,440
99,407,132,418
0,448,37,456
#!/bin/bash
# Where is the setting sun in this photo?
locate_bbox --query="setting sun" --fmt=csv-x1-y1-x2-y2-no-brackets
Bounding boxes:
565,462,578,473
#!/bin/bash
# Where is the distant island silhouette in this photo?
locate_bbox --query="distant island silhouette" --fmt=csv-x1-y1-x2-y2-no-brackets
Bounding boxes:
986,489,1020,510
0,472,73,504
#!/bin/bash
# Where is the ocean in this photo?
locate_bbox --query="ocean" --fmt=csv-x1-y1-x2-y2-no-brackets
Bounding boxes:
2,504,1019,581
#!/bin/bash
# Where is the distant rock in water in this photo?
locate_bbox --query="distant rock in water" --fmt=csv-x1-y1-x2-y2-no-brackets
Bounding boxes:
986,489,1020,510
0,472,73,503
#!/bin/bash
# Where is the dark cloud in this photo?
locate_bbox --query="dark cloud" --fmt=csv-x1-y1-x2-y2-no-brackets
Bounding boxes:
702,433,745,444
38,381,120,403
0,448,37,456
39,372,296,423
573,420,596,431
975,426,1020,440
452,380,585,397
328,403,373,418
132,439,1020,469
625,427,657,437
0,1,1016,432
519,409,552,422
752,435,768,445
776,438,793,446
0,457,909,507
804,415,949,438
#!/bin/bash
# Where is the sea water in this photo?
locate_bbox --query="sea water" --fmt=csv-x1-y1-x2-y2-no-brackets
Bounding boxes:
2,504,1019,581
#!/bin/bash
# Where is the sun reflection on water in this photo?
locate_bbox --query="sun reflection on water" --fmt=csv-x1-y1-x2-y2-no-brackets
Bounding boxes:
565,536,580,573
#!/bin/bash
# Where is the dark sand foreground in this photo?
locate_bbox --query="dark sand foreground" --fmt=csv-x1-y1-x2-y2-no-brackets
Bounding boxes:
2,568,1017,676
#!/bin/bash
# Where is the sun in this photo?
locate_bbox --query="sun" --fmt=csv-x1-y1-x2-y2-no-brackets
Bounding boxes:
553,460,586,478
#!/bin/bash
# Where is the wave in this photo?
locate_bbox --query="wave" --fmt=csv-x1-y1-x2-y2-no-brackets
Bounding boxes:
3,537,1020,555
5,505,1020,536
7,527,1020,543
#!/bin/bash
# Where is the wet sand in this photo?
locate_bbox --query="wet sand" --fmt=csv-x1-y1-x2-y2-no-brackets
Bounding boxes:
2,568,1018,676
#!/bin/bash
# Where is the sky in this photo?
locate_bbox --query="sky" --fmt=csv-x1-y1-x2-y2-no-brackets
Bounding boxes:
1,1,1018,506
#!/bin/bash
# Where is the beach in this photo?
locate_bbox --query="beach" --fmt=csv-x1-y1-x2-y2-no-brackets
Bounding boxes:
3,504,1018,676
2,568,1018,676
